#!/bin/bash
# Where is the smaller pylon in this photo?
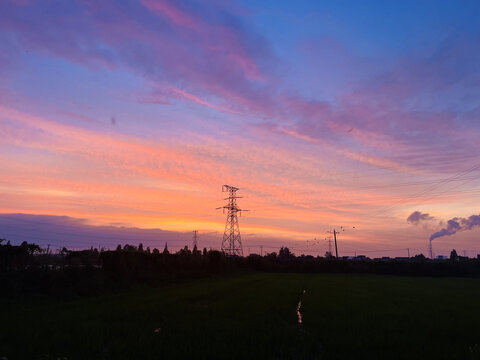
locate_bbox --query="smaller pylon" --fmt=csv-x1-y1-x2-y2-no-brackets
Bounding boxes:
193,230,199,249
325,236,333,257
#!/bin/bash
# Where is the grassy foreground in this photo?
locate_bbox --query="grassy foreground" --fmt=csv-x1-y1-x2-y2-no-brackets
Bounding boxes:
1,273,480,359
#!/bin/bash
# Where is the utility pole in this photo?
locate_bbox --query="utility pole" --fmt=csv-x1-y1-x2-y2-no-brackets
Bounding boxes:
333,229,338,259
327,226,352,259
407,248,410,258
217,185,248,256
429,240,433,260
260,245,263,256
327,229,339,259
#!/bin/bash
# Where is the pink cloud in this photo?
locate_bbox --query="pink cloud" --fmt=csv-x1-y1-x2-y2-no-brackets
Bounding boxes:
2,1,479,179
0,0,273,115
140,0,199,30
0,105,403,230
3,102,479,253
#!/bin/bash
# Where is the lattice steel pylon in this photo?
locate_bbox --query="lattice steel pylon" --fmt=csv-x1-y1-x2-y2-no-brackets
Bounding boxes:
217,185,248,256
193,230,199,249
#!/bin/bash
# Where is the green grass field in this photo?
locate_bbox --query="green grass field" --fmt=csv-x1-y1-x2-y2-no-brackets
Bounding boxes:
1,273,480,359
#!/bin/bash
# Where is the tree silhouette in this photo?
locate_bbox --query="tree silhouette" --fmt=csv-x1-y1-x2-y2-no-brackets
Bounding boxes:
279,247,293,259
450,249,459,261
123,244,136,252
178,246,191,256
193,244,201,256
413,254,426,261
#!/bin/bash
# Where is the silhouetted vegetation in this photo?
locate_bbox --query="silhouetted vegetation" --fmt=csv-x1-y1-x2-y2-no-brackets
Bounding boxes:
1,239,480,298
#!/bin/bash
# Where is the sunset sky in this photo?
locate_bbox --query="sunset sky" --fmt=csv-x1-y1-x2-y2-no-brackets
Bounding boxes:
1,0,480,257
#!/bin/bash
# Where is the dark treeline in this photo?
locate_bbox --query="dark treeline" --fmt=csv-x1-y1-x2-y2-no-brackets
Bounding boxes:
1,239,480,297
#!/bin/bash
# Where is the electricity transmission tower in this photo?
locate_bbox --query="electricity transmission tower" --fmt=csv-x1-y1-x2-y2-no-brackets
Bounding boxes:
325,236,333,257
193,230,199,249
217,185,248,256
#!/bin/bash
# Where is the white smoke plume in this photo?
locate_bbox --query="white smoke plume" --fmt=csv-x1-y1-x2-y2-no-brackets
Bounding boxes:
429,214,480,241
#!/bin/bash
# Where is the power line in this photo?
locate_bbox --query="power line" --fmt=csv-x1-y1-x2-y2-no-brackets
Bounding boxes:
371,162,480,215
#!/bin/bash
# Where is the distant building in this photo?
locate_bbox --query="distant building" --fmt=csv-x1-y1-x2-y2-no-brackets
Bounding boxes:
435,255,448,260
395,257,409,261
